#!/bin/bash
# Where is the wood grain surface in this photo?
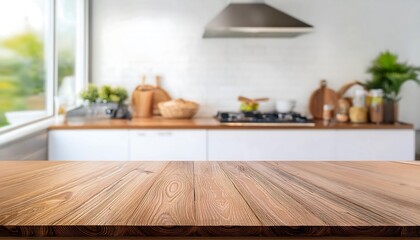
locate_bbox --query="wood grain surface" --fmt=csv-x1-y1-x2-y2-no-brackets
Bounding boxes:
0,161,419,238
48,117,414,130
1,238,419,240
2,238,419,240
127,161,195,226
194,162,260,227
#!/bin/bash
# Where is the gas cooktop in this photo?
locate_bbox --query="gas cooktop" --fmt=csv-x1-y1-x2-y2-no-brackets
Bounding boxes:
217,111,315,127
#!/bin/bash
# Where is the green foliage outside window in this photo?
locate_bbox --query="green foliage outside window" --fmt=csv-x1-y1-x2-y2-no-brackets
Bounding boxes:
0,31,75,127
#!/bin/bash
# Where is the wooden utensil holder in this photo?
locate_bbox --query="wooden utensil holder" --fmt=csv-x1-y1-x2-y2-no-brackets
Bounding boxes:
133,90,154,118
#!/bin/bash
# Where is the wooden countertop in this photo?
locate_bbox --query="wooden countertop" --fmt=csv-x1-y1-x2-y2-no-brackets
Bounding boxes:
0,161,419,238
48,117,414,130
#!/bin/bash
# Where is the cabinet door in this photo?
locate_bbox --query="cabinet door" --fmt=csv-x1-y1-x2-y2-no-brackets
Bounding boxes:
129,130,207,161
335,130,415,161
48,130,129,161
208,130,336,161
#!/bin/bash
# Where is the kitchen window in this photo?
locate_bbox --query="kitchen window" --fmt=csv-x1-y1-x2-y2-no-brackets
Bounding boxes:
56,0,88,108
0,0,88,134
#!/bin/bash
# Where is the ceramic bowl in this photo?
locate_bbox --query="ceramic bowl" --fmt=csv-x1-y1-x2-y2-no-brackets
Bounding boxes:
276,100,296,113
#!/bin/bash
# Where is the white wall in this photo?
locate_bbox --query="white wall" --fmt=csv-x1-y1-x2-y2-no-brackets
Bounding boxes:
91,0,420,128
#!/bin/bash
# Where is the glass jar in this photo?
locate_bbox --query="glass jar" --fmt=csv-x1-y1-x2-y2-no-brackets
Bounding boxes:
353,89,366,107
336,99,350,123
323,104,334,126
369,89,384,124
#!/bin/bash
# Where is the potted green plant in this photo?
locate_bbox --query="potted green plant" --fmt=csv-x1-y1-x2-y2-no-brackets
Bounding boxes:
80,84,99,103
99,85,130,119
366,51,420,123
99,85,128,105
80,84,129,119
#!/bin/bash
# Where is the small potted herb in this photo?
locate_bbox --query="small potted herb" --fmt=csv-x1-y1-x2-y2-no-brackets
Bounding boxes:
80,84,101,118
99,85,128,105
80,84,99,104
366,51,420,123
99,85,130,119
80,84,129,119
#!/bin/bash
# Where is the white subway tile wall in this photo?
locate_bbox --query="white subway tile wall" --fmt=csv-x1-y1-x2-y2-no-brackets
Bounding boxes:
91,0,420,127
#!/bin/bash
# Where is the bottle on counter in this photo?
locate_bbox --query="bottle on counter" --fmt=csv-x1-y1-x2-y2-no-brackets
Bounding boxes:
323,104,334,125
369,89,384,124
349,89,368,123
54,96,67,124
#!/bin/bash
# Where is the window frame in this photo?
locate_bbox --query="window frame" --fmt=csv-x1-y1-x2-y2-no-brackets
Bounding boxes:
0,0,89,138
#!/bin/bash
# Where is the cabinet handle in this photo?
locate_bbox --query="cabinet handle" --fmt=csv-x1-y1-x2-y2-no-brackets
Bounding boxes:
157,132,172,137
137,133,146,136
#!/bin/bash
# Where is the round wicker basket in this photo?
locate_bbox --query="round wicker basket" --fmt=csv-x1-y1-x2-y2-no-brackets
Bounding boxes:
158,99,199,119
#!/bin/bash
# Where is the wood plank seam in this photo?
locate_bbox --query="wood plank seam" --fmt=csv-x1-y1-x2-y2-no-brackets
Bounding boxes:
267,162,420,225
215,161,265,226
0,163,135,225
52,162,168,225
194,162,261,229
270,162,420,224
321,162,420,206
125,162,171,223
1,161,420,237
262,162,400,225
50,162,146,224
126,162,195,226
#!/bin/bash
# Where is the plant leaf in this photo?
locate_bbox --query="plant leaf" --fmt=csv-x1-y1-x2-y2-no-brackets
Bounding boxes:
366,51,420,100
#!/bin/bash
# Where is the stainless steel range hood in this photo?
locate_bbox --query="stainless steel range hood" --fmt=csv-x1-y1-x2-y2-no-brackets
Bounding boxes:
203,2,314,38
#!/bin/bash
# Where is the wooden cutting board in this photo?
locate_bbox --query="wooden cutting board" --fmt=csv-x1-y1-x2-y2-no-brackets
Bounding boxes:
309,80,339,119
132,76,172,116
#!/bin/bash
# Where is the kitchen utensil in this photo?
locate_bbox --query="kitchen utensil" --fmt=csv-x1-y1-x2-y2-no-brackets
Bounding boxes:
132,89,153,118
238,96,253,103
238,96,269,112
238,96,269,104
309,80,339,119
253,97,270,102
132,76,172,117
158,99,199,119
275,100,296,113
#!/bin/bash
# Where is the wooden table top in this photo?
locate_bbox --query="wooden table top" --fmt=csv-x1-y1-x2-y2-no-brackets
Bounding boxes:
0,161,419,238
48,118,414,130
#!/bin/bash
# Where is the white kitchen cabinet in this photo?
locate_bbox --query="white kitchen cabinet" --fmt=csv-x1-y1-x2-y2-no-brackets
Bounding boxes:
208,129,415,161
208,130,337,161
49,128,415,161
335,130,415,161
129,130,207,161
49,130,129,161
